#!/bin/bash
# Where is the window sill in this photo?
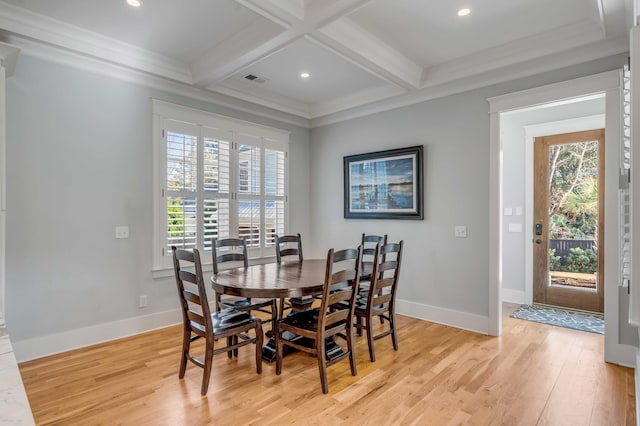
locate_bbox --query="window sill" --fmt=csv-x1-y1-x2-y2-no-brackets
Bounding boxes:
152,256,277,280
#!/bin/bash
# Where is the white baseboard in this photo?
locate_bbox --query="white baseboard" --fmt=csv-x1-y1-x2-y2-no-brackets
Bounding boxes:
13,300,490,362
501,288,525,304
396,299,489,335
12,308,182,362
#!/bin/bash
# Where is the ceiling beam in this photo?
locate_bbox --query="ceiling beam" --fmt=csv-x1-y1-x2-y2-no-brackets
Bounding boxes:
190,19,295,87
203,0,421,91
317,19,422,89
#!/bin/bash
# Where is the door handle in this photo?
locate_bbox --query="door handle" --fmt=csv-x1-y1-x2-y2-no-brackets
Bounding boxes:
535,239,542,244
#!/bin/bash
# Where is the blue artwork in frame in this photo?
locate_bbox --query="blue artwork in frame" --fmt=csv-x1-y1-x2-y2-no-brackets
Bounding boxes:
344,145,423,219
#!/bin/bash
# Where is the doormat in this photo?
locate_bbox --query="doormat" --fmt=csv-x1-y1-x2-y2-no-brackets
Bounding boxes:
510,304,604,334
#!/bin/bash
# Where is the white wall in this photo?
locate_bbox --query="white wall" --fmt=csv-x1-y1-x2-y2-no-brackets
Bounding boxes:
5,55,311,358
310,54,627,327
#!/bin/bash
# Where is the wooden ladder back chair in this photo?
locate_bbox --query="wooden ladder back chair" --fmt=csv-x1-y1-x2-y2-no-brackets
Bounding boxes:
360,233,388,322
172,247,263,395
354,241,403,362
275,233,311,313
275,247,361,394
212,238,277,327
360,233,387,283
275,233,303,263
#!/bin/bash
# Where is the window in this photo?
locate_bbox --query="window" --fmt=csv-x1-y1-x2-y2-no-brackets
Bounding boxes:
153,100,289,270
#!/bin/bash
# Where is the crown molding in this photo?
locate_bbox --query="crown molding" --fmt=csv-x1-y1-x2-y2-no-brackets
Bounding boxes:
0,1,192,83
311,36,628,128
0,41,19,76
213,79,312,118
309,84,405,118
8,35,311,128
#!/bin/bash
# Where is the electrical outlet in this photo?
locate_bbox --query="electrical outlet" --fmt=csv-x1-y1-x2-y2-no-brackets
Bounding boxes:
139,295,148,308
115,226,129,239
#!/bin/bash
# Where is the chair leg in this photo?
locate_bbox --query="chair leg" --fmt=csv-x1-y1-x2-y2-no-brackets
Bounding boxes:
270,299,277,328
365,317,376,362
346,325,357,376
201,337,214,395
356,316,363,336
275,328,283,375
233,336,239,357
317,339,329,394
215,293,221,312
390,311,398,351
227,336,233,358
255,322,263,374
179,327,190,378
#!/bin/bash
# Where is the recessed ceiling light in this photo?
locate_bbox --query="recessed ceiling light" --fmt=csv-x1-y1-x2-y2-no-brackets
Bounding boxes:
300,72,310,79
127,0,142,7
457,7,471,17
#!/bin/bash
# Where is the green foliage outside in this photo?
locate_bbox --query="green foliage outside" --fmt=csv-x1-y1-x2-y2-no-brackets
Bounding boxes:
546,140,599,274
548,141,598,240
548,247,597,274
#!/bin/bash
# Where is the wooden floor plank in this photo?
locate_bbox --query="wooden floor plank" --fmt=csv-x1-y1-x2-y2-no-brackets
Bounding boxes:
19,305,634,425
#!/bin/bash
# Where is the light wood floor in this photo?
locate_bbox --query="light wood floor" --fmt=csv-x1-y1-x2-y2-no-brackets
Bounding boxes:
20,305,635,425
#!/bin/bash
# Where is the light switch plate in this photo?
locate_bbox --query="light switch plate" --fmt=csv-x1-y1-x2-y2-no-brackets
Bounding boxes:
515,207,523,216
504,208,513,216
115,226,129,239
454,225,467,238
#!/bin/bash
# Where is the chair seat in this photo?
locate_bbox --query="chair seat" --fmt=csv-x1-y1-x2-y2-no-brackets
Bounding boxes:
189,308,259,334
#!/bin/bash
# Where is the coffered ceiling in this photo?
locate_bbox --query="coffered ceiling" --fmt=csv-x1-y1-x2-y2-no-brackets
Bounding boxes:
0,0,631,126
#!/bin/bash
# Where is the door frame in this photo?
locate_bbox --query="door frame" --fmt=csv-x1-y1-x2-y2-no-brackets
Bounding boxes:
524,115,605,306
532,129,605,312
488,69,635,366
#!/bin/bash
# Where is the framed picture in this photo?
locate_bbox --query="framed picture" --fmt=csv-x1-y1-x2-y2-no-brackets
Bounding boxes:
344,145,423,219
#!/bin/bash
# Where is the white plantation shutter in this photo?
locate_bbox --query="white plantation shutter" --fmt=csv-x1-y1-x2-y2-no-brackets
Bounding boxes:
153,100,289,270
202,127,232,251
237,133,262,248
265,144,286,247
165,121,199,252
621,65,632,287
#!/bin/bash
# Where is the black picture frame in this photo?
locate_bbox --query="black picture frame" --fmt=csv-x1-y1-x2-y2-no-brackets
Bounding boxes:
344,145,424,220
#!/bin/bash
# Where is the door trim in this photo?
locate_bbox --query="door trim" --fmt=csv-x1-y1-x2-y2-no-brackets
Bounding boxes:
488,69,635,367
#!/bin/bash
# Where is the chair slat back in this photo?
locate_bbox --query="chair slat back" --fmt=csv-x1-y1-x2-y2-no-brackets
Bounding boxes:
275,233,303,263
212,238,248,274
172,247,213,336
368,241,403,311
361,234,387,273
318,247,361,330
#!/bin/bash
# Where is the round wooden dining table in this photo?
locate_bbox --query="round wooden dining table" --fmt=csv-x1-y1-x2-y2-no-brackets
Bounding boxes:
210,259,327,300
211,259,328,361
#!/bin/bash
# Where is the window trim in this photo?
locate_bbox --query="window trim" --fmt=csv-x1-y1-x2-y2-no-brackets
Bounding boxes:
152,99,290,272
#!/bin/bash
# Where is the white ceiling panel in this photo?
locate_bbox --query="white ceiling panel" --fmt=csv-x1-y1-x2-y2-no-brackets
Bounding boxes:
1,0,268,62
225,37,393,104
349,0,601,67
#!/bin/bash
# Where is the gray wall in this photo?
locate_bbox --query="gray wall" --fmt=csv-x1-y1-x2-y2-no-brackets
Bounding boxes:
4,50,627,352
310,54,627,318
5,55,311,343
